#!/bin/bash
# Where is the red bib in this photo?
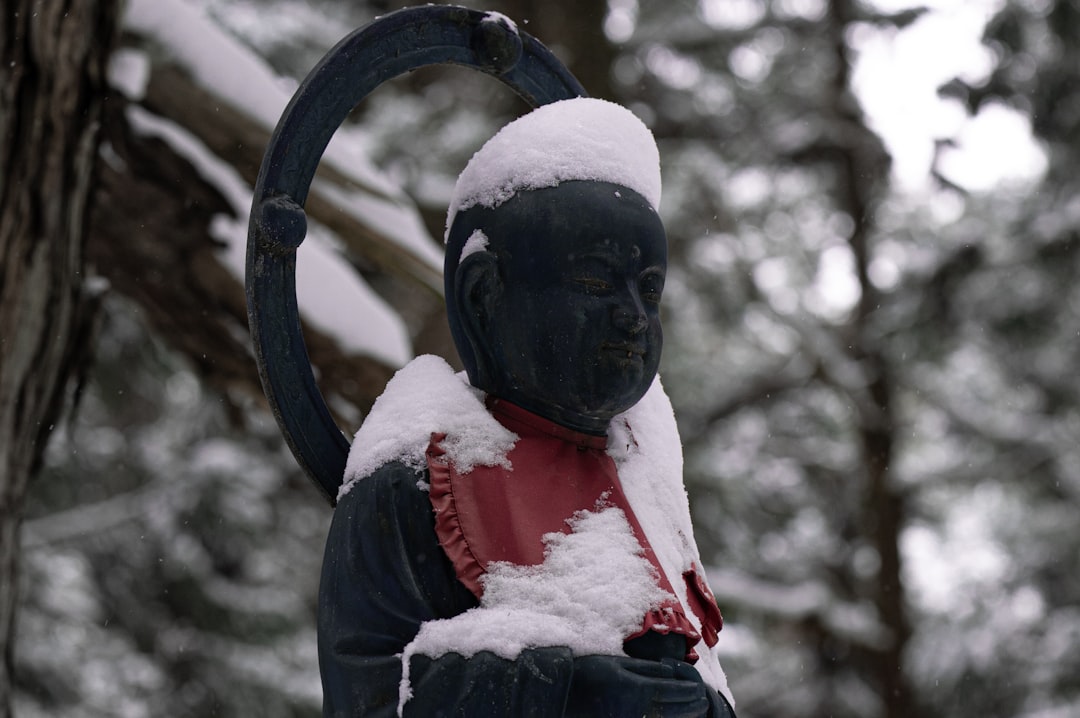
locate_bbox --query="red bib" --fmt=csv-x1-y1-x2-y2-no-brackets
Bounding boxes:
426,398,720,661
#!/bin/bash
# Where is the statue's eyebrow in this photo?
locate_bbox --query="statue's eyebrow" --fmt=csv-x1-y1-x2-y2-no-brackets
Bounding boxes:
574,249,619,263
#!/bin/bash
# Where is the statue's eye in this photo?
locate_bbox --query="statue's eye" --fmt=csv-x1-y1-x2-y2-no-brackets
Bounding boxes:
639,270,665,303
575,277,614,293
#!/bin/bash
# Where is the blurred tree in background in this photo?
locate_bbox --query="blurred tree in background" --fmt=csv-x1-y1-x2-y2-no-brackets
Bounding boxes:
5,0,1078,716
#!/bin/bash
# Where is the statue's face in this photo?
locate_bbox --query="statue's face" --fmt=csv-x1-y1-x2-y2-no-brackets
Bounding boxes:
477,182,666,434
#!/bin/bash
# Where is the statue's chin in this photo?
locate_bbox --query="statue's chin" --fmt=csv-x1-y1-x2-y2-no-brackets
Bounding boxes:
564,385,652,427
478,361,656,433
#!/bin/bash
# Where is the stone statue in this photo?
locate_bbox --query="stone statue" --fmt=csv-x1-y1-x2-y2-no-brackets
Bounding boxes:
317,97,736,717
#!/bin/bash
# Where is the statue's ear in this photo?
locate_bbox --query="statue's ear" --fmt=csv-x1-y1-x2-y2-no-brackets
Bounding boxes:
454,250,502,392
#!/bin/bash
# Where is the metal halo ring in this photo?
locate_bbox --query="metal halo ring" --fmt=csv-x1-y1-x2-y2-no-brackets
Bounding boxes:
246,5,586,504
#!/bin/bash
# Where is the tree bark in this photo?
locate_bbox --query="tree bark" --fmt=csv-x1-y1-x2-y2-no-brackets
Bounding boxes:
0,0,119,711
494,0,616,100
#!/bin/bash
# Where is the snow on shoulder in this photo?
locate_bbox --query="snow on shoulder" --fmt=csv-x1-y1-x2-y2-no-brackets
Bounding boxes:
446,98,662,234
339,355,517,499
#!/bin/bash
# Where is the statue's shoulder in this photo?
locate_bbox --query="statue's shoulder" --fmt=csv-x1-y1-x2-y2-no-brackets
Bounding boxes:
337,458,430,513
327,459,439,582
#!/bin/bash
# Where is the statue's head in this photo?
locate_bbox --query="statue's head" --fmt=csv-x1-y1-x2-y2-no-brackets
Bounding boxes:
444,99,666,435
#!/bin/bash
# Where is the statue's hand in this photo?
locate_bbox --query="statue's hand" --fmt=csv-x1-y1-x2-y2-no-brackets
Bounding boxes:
566,654,711,718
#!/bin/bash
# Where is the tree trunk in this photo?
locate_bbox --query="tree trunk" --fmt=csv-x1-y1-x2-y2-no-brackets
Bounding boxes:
0,0,119,712
825,1,912,715
494,0,616,100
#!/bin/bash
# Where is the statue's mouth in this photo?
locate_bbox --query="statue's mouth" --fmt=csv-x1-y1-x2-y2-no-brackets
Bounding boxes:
602,342,646,360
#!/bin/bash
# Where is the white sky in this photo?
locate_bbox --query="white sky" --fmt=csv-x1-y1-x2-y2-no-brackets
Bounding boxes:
854,0,1048,193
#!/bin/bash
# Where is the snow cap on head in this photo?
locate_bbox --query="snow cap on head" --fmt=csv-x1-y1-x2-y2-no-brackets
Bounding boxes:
446,97,661,236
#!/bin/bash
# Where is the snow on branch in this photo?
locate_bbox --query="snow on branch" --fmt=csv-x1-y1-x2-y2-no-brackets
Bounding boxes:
123,102,411,369
115,0,448,367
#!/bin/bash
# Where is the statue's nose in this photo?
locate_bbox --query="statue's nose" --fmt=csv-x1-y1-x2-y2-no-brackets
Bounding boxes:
613,292,648,334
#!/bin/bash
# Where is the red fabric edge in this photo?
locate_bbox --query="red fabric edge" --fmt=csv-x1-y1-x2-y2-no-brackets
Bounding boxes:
683,566,723,648
425,433,486,599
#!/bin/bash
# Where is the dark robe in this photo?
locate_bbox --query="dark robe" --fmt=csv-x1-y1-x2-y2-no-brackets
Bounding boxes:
317,459,737,717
